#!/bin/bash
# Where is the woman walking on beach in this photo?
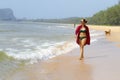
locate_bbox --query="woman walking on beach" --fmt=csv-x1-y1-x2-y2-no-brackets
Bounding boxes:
75,19,90,60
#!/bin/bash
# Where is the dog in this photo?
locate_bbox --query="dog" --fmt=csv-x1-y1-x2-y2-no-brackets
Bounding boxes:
105,29,111,35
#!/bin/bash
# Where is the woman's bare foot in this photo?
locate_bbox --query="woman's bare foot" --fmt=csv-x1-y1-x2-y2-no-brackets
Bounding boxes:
80,57,84,60
80,58,83,60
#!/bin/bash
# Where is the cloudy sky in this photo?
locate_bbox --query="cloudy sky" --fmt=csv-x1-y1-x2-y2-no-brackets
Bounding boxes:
0,0,119,19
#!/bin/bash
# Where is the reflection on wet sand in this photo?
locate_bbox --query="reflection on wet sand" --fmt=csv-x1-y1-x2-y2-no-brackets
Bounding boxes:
40,57,93,80
74,60,93,80
7,56,93,80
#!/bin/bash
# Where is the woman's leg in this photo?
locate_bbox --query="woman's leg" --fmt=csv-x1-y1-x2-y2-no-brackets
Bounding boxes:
80,38,87,60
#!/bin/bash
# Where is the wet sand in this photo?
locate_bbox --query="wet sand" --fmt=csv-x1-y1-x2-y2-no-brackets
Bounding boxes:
6,25,120,80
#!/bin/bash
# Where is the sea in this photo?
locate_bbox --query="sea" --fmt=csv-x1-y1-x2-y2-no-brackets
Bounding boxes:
0,21,104,79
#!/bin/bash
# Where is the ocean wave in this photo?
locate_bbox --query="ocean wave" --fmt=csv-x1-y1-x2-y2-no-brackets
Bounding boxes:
0,51,14,62
0,51,20,80
0,30,104,64
3,41,78,64
1,38,99,64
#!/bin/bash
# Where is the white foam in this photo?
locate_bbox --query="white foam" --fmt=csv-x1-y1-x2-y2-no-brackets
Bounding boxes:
3,41,78,64
90,30,104,37
4,35,99,64
3,30,102,64
56,26,66,28
90,33,104,37
56,25,73,29
91,39,98,43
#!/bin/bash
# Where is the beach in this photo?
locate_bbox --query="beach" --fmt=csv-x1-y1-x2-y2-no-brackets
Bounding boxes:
2,25,119,80
0,23,120,80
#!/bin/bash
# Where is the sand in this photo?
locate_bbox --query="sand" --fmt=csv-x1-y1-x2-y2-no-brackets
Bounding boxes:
89,25,120,46
6,25,120,80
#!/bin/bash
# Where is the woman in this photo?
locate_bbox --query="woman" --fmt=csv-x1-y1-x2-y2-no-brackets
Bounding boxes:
75,19,90,60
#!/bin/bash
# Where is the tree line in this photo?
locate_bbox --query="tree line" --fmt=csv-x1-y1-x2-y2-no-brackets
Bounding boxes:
87,3,120,25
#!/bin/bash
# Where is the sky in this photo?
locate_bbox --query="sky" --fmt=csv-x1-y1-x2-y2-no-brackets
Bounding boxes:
0,0,119,19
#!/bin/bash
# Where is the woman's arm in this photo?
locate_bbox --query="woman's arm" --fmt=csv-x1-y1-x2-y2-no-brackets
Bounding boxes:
86,26,90,45
75,25,81,35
